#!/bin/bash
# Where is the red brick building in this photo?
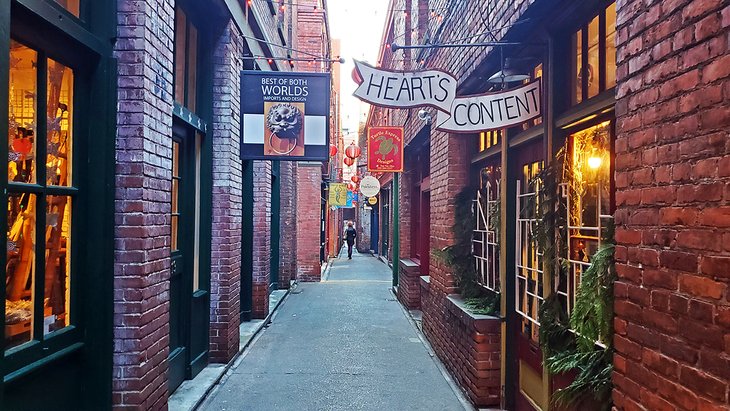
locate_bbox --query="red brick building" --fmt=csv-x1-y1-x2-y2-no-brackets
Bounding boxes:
367,0,729,409
1,0,335,409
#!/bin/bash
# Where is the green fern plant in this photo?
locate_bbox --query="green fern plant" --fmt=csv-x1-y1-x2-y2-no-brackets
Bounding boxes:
532,142,616,410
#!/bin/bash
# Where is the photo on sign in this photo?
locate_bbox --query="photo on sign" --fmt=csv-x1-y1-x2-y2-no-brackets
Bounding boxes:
240,71,330,161
264,102,305,157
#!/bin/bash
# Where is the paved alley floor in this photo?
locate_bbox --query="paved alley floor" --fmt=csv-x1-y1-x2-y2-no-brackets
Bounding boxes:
199,249,468,411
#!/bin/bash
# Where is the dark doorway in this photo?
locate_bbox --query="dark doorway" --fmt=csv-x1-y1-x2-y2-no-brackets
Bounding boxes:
241,161,254,321
169,120,210,391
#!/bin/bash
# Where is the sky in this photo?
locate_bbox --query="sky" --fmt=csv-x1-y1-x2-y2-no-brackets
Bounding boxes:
328,0,390,135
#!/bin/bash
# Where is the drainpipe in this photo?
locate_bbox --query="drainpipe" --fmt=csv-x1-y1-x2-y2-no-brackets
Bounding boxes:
392,173,399,287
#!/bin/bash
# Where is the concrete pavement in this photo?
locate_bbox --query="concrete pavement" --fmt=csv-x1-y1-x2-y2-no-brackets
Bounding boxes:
199,249,469,411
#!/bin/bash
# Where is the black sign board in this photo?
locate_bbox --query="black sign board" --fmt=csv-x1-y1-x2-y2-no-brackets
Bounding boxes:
240,71,331,161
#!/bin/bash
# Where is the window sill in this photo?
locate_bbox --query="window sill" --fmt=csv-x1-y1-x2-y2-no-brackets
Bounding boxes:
4,342,84,384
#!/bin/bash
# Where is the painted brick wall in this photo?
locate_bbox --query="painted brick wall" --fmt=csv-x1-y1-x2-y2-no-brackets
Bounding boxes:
612,1,730,409
252,160,272,318
113,0,174,408
209,20,244,363
295,163,323,281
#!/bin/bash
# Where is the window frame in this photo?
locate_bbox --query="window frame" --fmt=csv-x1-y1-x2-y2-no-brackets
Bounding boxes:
570,1,616,107
1,0,108,380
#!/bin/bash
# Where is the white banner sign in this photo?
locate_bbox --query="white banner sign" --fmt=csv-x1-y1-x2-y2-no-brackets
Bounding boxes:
352,60,541,133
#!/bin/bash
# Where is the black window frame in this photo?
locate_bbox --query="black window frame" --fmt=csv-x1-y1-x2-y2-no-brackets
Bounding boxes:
1,0,113,383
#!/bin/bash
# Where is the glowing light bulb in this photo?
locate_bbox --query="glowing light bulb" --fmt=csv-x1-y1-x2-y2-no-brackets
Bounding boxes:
588,156,602,169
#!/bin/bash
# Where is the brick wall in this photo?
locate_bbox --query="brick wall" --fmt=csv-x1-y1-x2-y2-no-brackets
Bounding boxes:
279,161,297,288
612,1,730,409
252,160,272,318
293,0,329,281
368,0,538,407
420,278,502,407
209,21,243,363
397,259,421,309
113,0,174,408
295,163,323,281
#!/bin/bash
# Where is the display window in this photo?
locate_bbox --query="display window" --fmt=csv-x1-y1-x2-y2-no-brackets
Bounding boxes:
175,6,200,112
6,41,75,351
516,160,544,344
557,121,613,318
571,1,617,106
473,163,500,293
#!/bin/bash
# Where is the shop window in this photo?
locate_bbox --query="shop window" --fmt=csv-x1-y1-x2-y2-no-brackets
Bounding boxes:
522,64,543,130
6,42,75,350
558,121,612,320
174,7,199,112
478,130,500,152
473,164,500,293
171,140,180,251
571,1,616,106
52,0,80,17
516,161,543,344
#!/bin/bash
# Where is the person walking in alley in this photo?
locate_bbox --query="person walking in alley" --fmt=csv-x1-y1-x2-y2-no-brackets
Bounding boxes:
345,221,357,259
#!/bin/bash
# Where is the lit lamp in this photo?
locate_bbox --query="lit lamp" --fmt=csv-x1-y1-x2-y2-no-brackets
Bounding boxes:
587,155,603,169
587,146,603,170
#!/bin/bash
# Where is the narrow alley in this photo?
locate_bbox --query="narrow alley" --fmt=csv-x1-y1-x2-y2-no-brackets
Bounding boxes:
200,250,468,411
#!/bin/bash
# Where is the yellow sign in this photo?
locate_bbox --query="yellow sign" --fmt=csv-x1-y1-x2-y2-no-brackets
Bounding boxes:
367,197,378,205
328,183,348,206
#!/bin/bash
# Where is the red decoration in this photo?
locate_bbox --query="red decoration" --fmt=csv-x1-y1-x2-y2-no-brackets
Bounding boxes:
329,144,338,157
345,142,361,159
348,182,358,191
367,127,404,172
351,175,360,184
12,138,32,156
343,157,354,166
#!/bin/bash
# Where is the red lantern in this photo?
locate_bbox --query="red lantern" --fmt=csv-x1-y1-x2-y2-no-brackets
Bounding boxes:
351,175,360,184
343,157,354,166
345,142,361,159
329,144,337,157
348,182,358,191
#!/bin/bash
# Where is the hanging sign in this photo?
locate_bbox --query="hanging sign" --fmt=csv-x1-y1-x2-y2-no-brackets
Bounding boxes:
367,127,404,172
240,71,331,160
352,60,541,133
328,183,348,206
367,196,378,206
359,175,381,197
346,191,358,208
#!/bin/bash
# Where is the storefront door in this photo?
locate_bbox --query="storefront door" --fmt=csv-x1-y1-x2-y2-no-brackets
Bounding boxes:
169,120,208,391
510,141,546,411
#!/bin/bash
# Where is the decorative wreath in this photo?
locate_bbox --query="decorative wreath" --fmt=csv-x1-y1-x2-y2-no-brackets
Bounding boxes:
266,103,303,155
